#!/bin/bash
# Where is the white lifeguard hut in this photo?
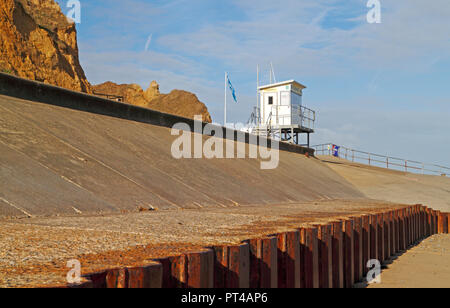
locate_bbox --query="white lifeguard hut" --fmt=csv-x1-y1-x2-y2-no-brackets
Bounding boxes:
251,79,316,147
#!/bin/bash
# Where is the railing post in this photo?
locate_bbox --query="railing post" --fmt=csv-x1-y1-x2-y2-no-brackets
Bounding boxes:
352,150,354,162
386,157,389,169
368,154,371,166
405,160,407,172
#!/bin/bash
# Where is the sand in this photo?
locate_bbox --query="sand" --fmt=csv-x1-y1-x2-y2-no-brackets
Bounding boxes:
0,199,403,287
367,234,450,288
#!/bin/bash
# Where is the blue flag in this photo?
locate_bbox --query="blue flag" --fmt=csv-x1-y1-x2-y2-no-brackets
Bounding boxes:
227,75,238,103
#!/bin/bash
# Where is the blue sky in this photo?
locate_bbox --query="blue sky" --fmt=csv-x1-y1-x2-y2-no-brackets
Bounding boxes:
56,0,450,166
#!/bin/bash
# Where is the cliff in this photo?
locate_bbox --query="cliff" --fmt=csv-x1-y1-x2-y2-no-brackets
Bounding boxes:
0,0,91,92
93,81,212,123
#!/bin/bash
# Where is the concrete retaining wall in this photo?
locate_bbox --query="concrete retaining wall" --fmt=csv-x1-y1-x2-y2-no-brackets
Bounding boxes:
57,205,450,288
0,72,314,156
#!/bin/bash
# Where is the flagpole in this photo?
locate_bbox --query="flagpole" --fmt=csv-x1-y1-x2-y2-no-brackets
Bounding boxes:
224,72,227,126
257,64,259,128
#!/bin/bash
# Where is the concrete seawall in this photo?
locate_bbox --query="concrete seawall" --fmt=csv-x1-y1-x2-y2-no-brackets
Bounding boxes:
1,73,354,216
0,72,313,156
59,205,448,288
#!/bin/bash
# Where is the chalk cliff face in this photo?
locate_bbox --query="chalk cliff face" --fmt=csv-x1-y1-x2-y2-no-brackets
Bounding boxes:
93,81,212,123
0,0,91,92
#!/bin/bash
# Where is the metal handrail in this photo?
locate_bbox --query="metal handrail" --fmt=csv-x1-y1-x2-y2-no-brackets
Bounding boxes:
299,105,315,130
93,91,124,102
263,104,316,130
312,143,449,176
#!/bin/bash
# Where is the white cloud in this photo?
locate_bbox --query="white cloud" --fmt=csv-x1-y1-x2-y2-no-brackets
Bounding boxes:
156,0,450,75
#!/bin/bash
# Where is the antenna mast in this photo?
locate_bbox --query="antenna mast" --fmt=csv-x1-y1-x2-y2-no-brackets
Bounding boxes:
270,62,277,84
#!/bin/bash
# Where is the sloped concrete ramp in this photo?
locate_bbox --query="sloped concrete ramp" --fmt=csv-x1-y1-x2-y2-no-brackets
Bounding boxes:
319,156,450,212
0,94,364,217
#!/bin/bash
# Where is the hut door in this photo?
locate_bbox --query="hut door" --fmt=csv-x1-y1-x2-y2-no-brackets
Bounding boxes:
264,93,277,125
